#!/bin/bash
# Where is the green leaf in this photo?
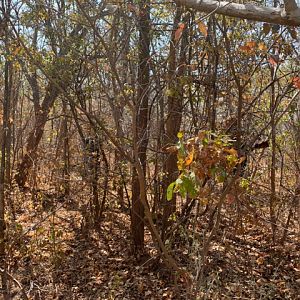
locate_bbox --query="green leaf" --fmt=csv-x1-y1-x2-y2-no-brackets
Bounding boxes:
182,174,198,198
240,178,250,189
167,182,176,201
202,137,209,145
217,168,227,183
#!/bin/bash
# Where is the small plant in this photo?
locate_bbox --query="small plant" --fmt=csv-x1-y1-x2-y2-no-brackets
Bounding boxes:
167,131,244,201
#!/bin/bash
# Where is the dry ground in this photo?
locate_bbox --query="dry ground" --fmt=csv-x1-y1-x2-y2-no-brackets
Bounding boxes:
3,186,300,300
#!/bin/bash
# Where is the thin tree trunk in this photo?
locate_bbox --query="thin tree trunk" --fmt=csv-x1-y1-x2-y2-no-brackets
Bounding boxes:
62,100,70,196
131,0,150,254
270,60,277,244
162,8,188,236
0,1,12,293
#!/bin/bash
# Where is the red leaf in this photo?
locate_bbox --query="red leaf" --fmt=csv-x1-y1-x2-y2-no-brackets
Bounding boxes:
175,23,185,41
268,55,279,66
292,77,300,89
127,3,137,12
226,193,235,205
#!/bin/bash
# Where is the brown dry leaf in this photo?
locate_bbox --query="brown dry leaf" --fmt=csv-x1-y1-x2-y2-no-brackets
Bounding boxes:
225,148,238,156
226,193,235,205
200,198,208,205
196,167,206,180
256,256,265,265
263,23,271,35
137,282,144,293
198,130,206,141
239,156,246,163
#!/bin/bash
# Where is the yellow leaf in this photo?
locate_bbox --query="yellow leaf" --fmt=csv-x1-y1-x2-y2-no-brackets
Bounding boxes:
177,157,184,171
177,131,184,139
197,20,207,37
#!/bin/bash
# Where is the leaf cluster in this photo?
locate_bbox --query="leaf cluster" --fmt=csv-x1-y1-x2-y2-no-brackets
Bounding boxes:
167,131,244,201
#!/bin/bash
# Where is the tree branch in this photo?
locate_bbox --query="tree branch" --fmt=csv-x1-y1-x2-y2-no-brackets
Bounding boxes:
174,0,300,26
282,0,299,17
283,0,298,12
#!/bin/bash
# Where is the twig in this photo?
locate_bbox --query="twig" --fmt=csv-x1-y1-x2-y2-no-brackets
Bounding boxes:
0,268,29,300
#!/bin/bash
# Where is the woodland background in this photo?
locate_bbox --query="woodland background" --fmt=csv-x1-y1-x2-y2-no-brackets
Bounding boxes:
0,0,299,299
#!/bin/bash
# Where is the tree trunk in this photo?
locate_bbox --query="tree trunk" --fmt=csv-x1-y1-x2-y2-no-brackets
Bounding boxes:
0,5,12,294
131,0,150,254
162,8,188,235
15,83,60,187
62,100,70,196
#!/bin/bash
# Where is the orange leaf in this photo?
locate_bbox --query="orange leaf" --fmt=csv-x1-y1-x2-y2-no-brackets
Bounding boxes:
175,23,185,41
292,77,300,89
224,148,238,156
197,20,207,37
185,147,194,166
258,42,267,51
239,45,251,53
246,41,256,49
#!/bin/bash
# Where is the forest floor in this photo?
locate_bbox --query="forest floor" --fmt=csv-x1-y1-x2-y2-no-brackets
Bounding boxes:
4,187,300,300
